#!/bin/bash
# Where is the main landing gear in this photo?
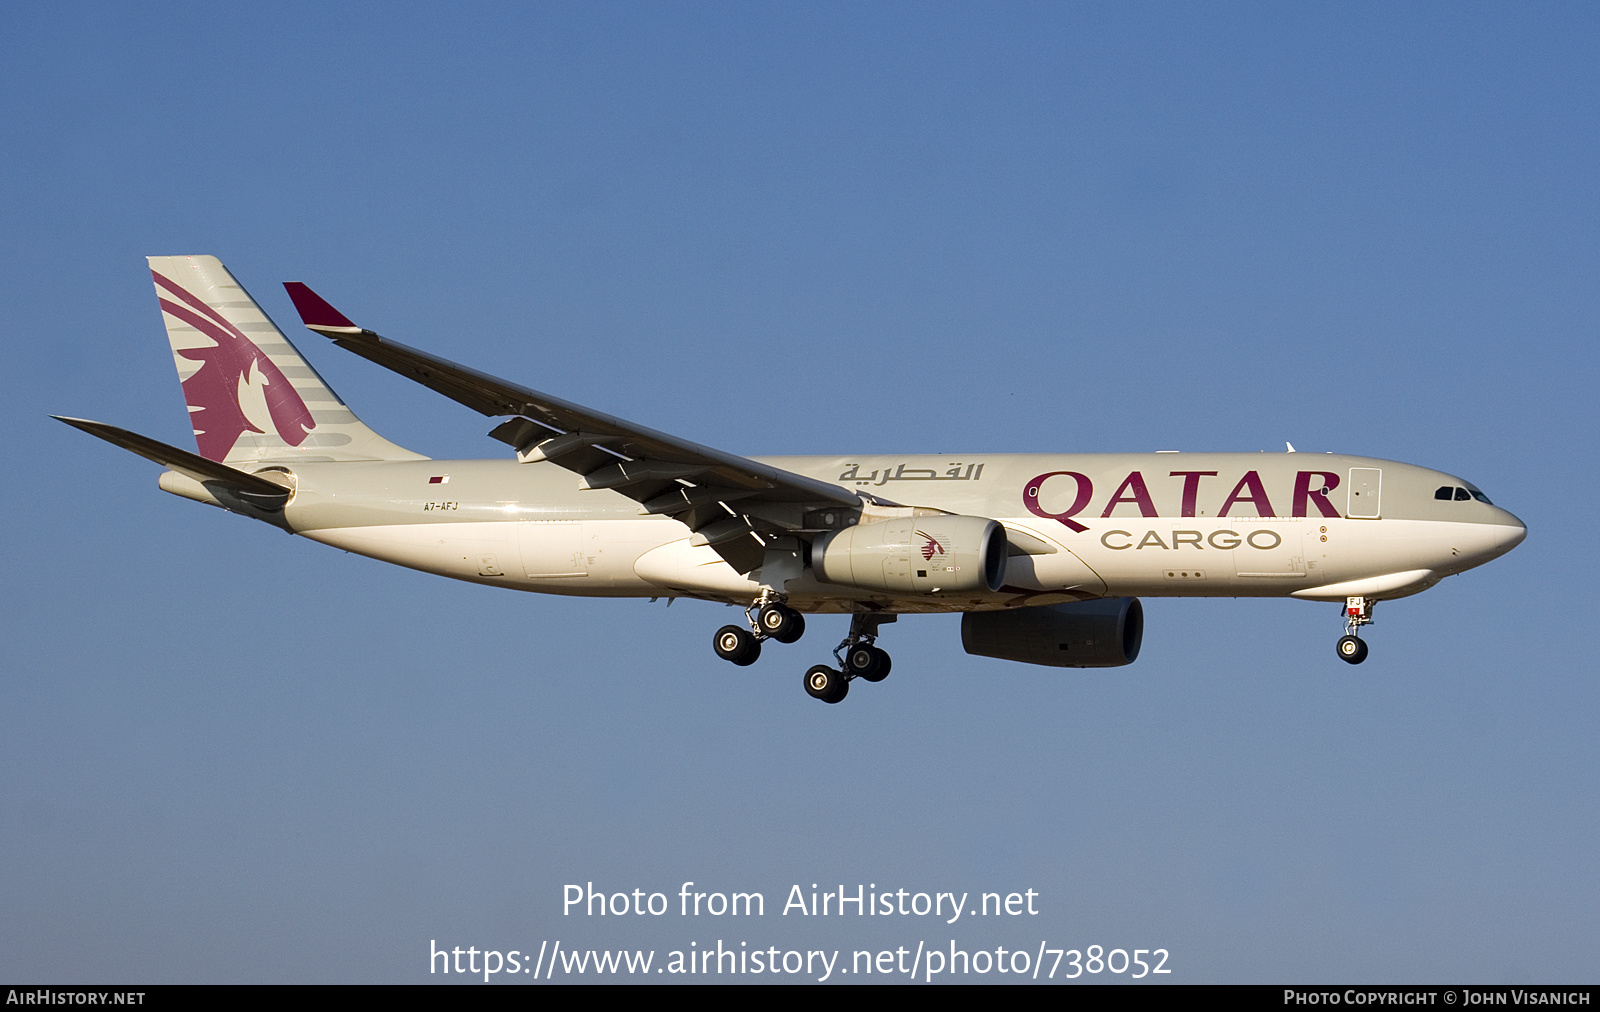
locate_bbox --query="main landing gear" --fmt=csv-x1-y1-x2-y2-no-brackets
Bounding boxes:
1336,596,1374,664
804,613,894,705
711,600,893,704
713,593,805,668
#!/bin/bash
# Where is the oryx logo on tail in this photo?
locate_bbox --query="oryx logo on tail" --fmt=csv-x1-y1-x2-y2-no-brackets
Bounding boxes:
153,270,315,461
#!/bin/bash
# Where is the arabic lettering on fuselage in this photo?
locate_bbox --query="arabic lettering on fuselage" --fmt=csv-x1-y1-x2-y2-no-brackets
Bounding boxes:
838,463,986,487
1023,469,1344,533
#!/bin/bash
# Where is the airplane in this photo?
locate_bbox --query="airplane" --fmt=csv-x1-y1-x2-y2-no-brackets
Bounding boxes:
57,255,1528,703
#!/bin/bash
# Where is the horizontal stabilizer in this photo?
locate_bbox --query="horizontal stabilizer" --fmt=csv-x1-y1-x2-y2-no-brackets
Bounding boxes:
53,416,293,505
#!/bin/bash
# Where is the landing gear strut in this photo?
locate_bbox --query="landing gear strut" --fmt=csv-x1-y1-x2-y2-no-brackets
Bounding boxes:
1337,597,1374,664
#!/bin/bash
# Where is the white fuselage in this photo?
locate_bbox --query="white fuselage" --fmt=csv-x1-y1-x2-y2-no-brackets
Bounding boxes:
175,451,1524,615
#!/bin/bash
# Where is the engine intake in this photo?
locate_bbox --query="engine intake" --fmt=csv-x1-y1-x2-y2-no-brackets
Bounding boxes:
962,598,1144,667
812,515,1007,595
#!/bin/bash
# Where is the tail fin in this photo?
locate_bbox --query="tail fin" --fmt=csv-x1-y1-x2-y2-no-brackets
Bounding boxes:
148,255,427,463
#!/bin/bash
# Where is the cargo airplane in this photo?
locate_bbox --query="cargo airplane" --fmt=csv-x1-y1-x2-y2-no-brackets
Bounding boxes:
58,256,1527,703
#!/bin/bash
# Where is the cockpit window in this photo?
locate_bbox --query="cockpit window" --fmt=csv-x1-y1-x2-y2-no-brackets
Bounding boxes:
1437,484,1490,504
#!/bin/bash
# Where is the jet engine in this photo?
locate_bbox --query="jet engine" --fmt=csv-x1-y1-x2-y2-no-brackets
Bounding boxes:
811,515,1008,595
961,598,1144,667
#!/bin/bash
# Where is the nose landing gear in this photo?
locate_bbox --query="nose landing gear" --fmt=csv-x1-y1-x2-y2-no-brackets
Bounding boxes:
1337,597,1374,664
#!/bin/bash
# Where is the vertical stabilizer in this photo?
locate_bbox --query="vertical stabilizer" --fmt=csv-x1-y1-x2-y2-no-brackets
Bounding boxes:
148,255,427,463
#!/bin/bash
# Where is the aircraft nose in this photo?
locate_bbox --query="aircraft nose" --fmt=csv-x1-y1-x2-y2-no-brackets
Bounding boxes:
1494,509,1528,552
1474,506,1526,561
1450,508,1525,572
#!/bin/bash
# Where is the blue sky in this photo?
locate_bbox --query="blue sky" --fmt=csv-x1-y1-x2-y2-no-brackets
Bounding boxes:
2,2,1595,983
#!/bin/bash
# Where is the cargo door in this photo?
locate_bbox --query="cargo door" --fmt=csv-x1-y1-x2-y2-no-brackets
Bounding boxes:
518,521,587,578
1231,518,1308,579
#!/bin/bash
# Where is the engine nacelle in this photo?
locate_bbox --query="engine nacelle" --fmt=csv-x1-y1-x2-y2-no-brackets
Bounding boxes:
961,598,1144,667
812,515,1008,595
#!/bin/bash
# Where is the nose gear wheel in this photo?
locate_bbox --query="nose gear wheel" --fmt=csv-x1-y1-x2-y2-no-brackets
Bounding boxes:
1336,634,1368,664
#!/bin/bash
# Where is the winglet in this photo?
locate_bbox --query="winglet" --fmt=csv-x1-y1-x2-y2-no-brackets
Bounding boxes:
283,282,362,333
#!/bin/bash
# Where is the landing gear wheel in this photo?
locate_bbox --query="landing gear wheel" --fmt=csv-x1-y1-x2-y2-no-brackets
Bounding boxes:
867,647,890,681
846,645,891,682
782,612,805,643
758,604,805,644
804,665,849,703
714,625,761,666
844,644,875,678
1336,635,1368,665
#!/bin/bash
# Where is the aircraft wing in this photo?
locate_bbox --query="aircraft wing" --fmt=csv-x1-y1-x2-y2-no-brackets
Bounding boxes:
284,282,872,571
